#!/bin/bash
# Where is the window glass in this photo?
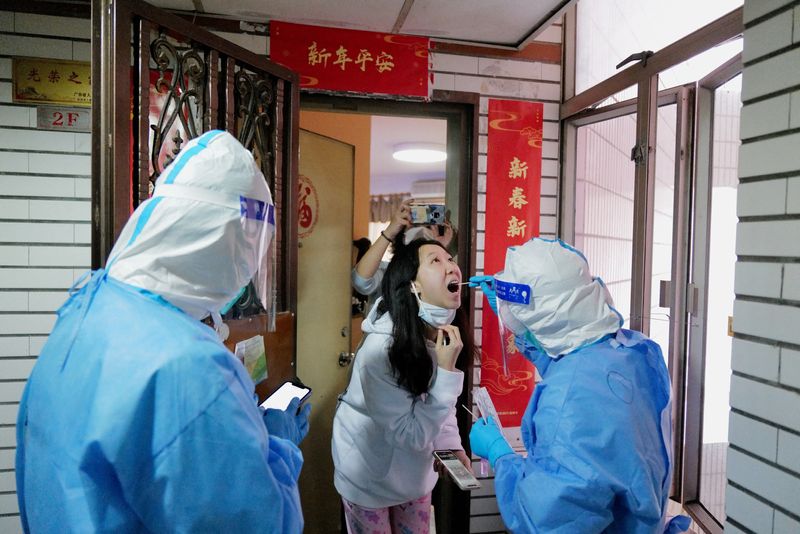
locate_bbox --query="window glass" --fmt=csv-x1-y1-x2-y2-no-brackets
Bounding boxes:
574,113,637,324
660,39,743,89
576,0,743,93
699,73,741,523
649,103,677,359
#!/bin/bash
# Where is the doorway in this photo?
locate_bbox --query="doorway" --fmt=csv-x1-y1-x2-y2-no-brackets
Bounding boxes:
294,93,478,533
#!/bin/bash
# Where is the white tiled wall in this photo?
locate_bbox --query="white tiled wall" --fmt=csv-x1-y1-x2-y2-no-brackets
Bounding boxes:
0,11,91,530
727,0,800,531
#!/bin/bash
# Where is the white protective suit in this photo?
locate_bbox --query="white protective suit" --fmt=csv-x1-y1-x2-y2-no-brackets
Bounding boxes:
16,131,303,534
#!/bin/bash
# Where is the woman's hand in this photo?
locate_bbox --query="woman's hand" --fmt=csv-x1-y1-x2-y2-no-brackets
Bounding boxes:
354,198,413,280
435,325,463,371
431,220,454,249
454,449,473,473
385,198,413,240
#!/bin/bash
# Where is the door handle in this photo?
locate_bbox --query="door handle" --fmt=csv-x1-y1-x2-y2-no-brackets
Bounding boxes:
338,351,355,367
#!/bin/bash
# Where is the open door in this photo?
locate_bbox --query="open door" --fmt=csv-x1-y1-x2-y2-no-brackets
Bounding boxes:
296,129,354,532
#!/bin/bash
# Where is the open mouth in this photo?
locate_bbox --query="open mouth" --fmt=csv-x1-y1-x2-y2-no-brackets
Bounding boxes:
447,281,460,293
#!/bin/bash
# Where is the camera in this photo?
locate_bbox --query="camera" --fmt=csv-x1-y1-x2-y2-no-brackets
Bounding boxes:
409,204,445,225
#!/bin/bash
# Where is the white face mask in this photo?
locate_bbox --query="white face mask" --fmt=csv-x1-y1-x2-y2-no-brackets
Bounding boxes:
411,283,456,327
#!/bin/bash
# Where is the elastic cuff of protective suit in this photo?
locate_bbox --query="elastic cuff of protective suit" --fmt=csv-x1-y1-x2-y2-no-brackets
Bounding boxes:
488,441,515,469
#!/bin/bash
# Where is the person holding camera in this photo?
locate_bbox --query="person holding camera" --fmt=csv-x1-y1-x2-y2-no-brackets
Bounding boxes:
353,198,455,315
333,238,470,534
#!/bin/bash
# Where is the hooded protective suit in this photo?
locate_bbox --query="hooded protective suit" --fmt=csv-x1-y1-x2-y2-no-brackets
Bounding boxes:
473,238,689,534
15,130,303,533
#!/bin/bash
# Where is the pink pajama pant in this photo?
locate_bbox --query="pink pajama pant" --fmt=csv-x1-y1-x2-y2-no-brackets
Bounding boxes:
341,493,432,534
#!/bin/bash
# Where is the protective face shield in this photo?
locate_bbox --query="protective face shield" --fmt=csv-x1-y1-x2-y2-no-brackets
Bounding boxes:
106,130,277,329
241,193,277,329
493,238,623,359
411,283,456,327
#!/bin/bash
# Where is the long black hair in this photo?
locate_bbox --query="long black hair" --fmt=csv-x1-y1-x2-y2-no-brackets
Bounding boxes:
377,238,446,396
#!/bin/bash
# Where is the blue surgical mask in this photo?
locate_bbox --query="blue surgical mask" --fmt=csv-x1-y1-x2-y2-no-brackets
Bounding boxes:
411,283,456,327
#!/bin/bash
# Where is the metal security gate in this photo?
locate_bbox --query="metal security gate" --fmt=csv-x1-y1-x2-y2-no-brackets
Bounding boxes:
91,0,299,314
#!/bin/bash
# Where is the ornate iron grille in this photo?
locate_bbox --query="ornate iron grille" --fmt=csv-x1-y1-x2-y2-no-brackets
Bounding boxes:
148,33,206,185
235,69,277,189
93,0,299,314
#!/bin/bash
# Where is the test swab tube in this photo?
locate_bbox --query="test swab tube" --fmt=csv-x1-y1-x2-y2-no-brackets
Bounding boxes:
461,404,490,476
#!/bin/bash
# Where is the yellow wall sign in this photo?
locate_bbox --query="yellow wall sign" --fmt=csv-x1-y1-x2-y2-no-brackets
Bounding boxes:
13,57,92,107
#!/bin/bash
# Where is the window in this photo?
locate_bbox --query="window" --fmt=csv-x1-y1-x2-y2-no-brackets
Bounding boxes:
686,71,742,528
574,113,637,324
576,0,743,93
564,5,744,532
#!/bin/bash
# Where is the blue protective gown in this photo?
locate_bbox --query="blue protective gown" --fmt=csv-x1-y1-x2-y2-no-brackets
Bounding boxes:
16,270,304,533
494,330,676,534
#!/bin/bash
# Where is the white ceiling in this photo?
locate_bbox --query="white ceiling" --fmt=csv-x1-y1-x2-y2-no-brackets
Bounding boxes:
369,115,446,195
151,0,571,47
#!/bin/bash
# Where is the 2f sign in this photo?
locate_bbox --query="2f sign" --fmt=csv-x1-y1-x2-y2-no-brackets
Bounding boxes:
36,106,91,132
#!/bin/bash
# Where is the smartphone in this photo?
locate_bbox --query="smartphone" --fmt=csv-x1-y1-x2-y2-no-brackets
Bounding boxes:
259,380,311,411
409,204,445,225
433,450,481,491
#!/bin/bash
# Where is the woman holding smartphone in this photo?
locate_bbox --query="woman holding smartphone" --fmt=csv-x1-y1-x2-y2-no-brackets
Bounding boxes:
332,237,470,534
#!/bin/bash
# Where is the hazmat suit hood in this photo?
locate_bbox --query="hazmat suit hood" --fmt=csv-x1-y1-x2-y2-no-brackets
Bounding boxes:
495,238,622,358
107,130,275,321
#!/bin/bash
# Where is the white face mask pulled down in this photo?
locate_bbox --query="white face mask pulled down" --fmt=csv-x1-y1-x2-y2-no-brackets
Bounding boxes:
411,283,456,327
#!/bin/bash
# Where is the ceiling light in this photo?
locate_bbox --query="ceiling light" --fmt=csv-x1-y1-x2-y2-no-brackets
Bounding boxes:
392,143,447,163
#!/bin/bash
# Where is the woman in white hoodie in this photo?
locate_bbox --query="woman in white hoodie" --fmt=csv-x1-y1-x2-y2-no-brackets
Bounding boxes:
332,237,470,534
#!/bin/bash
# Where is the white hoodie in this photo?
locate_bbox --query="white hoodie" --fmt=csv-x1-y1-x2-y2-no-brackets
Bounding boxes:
331,299,464,508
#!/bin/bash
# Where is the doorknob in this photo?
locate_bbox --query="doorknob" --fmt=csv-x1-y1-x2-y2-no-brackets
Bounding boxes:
338,351,355,367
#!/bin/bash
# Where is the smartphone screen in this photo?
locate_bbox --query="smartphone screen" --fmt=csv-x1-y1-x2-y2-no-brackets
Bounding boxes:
259,381,311,411
433,450,481,490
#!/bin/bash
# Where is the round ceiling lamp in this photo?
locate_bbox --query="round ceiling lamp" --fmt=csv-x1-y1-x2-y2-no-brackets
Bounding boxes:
392,143,447,163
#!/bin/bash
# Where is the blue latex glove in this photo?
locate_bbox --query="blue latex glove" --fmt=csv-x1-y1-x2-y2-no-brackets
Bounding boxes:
468,275,497,314
262,397,311,445
664,515,692,534
469,417,514,468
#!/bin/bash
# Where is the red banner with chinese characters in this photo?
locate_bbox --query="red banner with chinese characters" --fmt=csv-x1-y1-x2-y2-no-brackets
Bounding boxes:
481,99,543,427
269,21,429,97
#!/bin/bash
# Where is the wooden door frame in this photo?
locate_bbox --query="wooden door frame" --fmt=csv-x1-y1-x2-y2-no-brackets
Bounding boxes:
300,89,479,531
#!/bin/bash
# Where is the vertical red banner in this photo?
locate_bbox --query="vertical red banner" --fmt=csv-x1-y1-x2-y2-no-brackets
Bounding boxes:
481,99,543,427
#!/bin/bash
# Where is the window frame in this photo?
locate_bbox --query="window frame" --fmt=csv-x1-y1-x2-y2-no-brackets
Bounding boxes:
682,54,743,533
561,7,744,532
